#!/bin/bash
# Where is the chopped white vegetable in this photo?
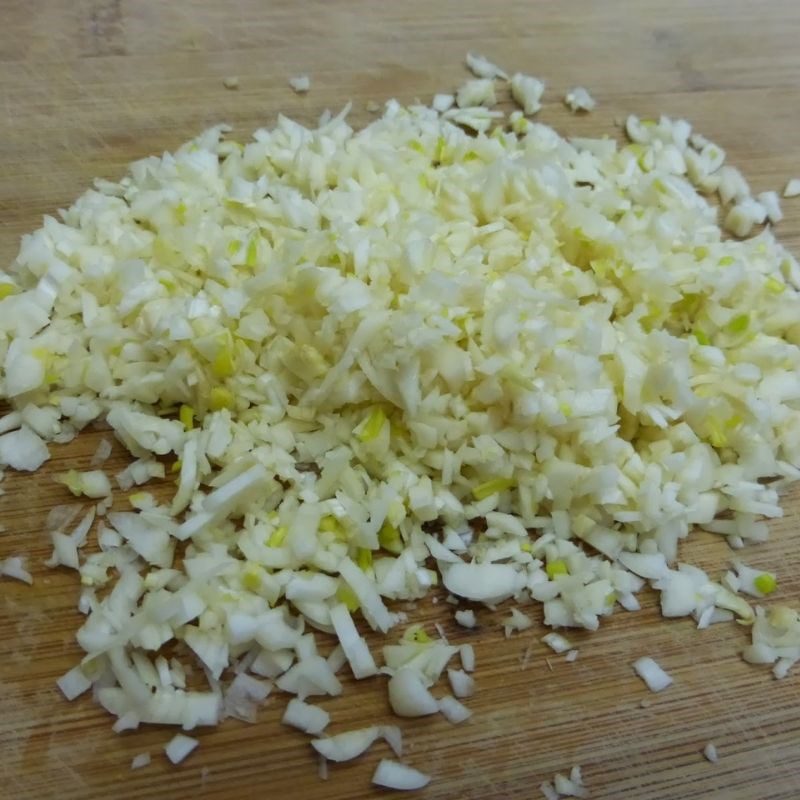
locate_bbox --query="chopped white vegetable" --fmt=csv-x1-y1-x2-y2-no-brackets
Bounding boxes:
222,76,239,90
758,191,783,224
3,62,800,788
783,178,800,197
456,78,496,108
542,633,572,654
460,644,475,673
388,668,439,717
57,664,92,701
465,52,508,80
329,602,378,679
55,469,111,498
432,93,455,113
554,769,589,797
380,725,403,757
131,752,151,770
282,698,330,735
703,742,719,763
372,759,431,791
454,609,476,628
1,556,33,585
633,657,673,693
510,72,545,115
311,727,379,762
438,694,472,724
90,438,112,466
564,86,596,112
0,426,49,471
540,781,559,800
447,668,475,699
164,734,198,764
503,607,532,636
289,75,310,93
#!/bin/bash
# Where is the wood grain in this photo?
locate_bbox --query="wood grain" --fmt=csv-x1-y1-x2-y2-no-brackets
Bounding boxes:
2,2,800,798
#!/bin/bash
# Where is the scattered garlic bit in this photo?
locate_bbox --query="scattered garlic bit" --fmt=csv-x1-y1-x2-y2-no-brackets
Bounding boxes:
503,607,533,637
542,633,572,654
565,649,579,662
432,93,455,113
380,725,403,758
131,752,151,770
222,76,240,90
724,196,768,238
465,52,508,81
783,178,800,197
553,766,589,798
564,86,596,112
438,694,472,724
442,105,502,133
633,657,673,693
716,165,751,205
758,191,783,224
282,698,330,735
372,759,431,791
447,668,475,699
311,727,380,762
90,437,112,466
55,468,112,498
703,743,719,763
455,78,497,108
57,664,92,700
510,72,545,115
723,561,778,598
1,555,33,585
365,100,380,113
289,74,310,93
454,608,476,628
388,669,439,717
164,734,198,764
460,644,475,673
742,606,800,678
540,782,560,800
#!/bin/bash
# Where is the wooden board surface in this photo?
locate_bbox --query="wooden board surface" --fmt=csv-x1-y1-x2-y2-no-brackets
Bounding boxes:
2,2,800,798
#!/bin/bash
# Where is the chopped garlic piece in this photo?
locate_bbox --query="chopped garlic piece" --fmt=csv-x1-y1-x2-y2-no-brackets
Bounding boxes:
289,74,310,93
703,742,719,763
783,178,800,197
510,72,545,115
564,86,596,112
456,78,497,108
465,52,508,80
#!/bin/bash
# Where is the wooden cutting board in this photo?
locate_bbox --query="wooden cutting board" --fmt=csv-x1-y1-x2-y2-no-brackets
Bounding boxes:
2,2,800,798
